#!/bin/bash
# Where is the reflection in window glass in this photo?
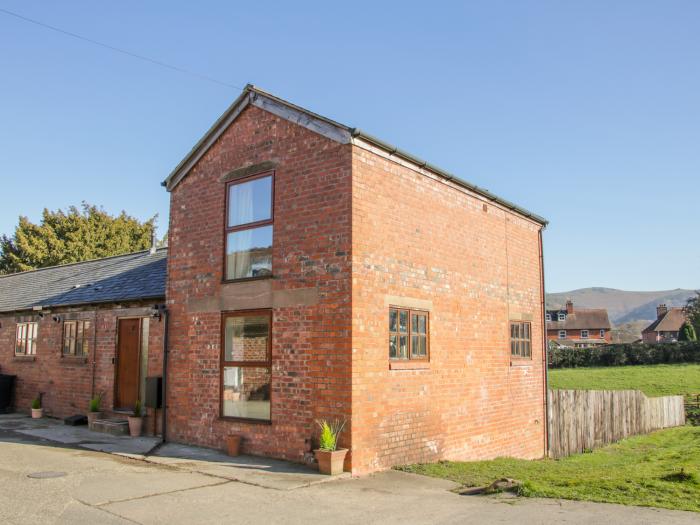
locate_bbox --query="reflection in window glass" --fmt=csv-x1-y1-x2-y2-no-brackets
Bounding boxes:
226,226,273,280
222,366,271,420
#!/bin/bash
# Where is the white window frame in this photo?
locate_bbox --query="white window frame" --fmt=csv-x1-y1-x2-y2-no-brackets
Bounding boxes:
558,313,566,321
558,330,566,339
581,329,589,339
545,313,551,321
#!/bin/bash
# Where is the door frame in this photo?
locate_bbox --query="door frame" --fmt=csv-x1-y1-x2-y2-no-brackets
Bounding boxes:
113,317,144,411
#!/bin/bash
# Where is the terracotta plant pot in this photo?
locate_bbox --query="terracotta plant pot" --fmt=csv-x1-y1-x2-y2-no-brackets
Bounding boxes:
227,435,242,456
87,411,102,429
315,448,348,475
31,408,43,419
127,416,143,437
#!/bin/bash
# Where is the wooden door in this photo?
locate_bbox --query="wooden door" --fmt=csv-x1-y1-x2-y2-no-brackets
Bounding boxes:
115,318,141,410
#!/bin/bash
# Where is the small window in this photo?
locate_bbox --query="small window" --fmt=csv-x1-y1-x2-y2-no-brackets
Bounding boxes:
600,329,605,338
581,329,589,339
221,311,272,421
510,321,531,358
558,313,566,321
225,173,274,281
389,308,429,360
558,330,567,339
15,322,38,355
545,313,551,321
63,320,91,357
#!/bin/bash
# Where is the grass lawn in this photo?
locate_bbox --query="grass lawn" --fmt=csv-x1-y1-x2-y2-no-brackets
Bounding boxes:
399,426,700,512
548,363,700,399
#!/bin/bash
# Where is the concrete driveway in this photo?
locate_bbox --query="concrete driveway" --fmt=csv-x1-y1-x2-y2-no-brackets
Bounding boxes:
0,415,697,524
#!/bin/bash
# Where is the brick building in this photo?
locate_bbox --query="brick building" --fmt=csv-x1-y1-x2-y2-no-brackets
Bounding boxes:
546,300,612,348
0,249,166,433
641,304,687,344
163,85,548,474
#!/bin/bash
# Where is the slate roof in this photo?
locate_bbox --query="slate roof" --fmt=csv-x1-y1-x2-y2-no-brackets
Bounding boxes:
642,308,686,334
546,308,611,330
0,249,167,313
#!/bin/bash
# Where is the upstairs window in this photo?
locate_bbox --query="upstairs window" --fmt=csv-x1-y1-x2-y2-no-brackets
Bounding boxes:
389,308,429,361
558,313,566,321
510,321,531,358
63,320,91,357
225,172,274,281
581,329,589,339
600,329,605,338
545,313,551,321
15,322,38,355
558,330,567,339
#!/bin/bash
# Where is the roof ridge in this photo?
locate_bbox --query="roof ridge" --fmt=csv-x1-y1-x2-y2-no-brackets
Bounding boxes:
0,247,167,280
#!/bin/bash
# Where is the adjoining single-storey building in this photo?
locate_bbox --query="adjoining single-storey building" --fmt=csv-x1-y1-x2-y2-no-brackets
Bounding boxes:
163,85,549,474
0,248,167,434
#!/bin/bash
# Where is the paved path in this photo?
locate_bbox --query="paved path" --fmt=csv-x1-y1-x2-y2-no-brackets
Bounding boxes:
0,416,697,524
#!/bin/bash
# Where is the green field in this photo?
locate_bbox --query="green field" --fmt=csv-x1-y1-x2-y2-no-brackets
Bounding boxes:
548,364,700,398
399,426,700,512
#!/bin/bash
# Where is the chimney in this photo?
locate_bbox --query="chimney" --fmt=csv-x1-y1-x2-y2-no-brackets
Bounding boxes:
656,304,668,319
150,229,157,255
566,300,574,314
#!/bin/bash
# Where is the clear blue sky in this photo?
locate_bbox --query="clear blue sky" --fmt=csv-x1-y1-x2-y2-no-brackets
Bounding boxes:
1,1,698,292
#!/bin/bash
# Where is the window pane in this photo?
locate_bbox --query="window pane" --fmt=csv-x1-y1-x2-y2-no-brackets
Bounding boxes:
389,335,398,358
222,366,271,420
228,176,272,227
399,311,408,333
524,323,530,340
389,309,398,332
399,335,408,358
224,315,270,362
412,314,426,334
226,225,273,280
411,335,427,357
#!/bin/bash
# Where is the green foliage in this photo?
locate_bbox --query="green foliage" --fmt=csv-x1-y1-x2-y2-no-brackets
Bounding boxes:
316,419,346,451
0,202,156,274
685,292,700,334
547,341,700,369
133,400,142,418
88,394,102,413
679,322,697,342
31,398,41,410
398,426,700,512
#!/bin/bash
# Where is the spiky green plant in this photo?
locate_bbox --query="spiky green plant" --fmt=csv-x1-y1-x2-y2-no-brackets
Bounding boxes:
316,419,346,451
31,398,41,410
133,400,142,418
88,394,102,412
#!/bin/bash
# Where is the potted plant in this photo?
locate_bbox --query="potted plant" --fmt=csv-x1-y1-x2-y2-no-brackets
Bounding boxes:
128,400,143,437
226,434,242,457
314,419,347,475
87,394,102,429
30,398,43,419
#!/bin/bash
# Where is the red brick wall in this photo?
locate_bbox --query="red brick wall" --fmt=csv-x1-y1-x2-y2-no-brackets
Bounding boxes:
546,329,612,343
350,143,546,474
165,105,353,462
0,303,164,433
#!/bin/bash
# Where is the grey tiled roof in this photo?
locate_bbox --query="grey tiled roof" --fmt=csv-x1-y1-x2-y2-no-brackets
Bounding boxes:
0,249,167,313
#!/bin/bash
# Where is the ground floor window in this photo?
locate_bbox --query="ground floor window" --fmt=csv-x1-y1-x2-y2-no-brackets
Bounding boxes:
63,320,90,356
15,322,38,355
221,310,271,421
388,307,429,361
510,321,532,358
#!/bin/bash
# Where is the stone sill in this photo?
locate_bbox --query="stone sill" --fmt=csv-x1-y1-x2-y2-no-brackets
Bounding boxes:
13,355,36,362
510,358,533,367
389,361,430,371
60,356,89,365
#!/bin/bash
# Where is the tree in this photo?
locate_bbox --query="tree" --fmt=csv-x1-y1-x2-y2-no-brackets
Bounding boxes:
0,203,156,274
684,292,700,336
678,322,697,342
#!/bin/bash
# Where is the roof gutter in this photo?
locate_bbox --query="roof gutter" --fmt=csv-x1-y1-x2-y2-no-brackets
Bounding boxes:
350,128,548,226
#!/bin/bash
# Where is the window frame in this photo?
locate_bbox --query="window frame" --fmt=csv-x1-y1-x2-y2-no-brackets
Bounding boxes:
600,329,605,338
15,322,38,356
545,313,551,322
219,309,273,424
223,171,275,283
581,329,589,339
558,330,567,339
558,313,566,321
388,307,429,362
62,319,91,357
510,321,532,359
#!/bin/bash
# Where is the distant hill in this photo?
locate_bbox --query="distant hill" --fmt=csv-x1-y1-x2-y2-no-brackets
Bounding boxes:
546,287,696,324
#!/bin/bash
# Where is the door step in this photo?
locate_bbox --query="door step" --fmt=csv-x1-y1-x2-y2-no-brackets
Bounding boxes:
91,418,129,436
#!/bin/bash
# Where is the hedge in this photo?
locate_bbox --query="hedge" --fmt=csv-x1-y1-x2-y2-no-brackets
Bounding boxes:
547,341,700,369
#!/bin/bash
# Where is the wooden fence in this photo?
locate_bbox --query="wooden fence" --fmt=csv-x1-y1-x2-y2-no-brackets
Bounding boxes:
547,389,685,459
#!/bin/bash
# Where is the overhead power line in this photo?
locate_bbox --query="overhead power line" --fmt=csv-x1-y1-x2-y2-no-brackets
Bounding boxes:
0,7,242,90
